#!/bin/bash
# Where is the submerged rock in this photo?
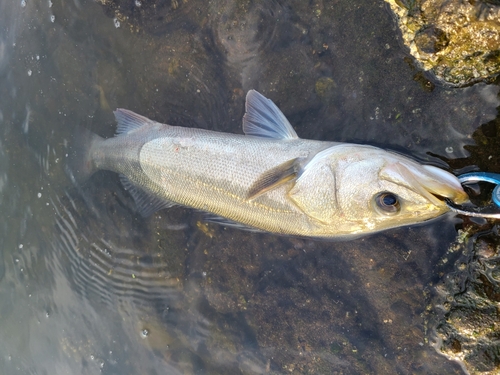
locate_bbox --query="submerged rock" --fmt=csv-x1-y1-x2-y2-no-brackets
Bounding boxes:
385,0,500,86
424,105,500,374
95,0,207,34
427,221,500,374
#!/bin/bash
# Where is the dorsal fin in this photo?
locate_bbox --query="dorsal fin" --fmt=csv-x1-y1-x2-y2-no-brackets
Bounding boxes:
114,109,154,135
242,90,299,139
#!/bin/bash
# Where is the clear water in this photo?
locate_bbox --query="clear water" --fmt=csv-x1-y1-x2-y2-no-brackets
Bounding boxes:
0,0,498,374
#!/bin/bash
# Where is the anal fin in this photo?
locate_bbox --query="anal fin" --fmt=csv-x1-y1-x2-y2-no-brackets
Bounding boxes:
119,175,176,217
202,213,265,233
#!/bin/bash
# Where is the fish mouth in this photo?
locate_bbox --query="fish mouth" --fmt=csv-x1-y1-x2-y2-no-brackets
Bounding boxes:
418,165,469,205
381,162,469,207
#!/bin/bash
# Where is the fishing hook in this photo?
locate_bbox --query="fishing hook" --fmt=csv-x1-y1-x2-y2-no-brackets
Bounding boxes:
446,172,500,219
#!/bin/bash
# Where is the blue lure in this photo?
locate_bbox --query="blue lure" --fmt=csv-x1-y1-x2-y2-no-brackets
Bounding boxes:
446,172,500,219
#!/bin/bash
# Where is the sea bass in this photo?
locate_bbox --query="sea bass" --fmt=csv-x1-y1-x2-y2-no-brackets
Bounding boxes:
74,90,468,238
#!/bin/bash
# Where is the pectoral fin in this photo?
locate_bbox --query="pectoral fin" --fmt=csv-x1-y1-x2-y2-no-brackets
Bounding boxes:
247,157,303,200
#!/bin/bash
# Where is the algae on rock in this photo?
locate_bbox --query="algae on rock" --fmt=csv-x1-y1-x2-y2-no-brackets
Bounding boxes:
428,225,500,374
385,0,500,86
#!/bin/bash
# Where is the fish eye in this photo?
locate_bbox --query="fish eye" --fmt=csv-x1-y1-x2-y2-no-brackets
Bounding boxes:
374,192,401,215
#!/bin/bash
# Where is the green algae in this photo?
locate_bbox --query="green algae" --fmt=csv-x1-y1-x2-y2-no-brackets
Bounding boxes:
385,0,500,86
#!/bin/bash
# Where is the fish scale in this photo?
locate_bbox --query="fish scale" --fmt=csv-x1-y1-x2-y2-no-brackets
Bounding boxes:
76,90,468,239
139,132,328,234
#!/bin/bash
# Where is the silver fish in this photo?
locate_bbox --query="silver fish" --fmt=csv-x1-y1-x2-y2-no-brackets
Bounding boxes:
73,90,468,238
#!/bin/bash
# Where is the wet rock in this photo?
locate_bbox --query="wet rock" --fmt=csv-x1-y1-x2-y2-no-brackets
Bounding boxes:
427,225,500,374
191,224,465,374
385,0,500,86
413,26,449,54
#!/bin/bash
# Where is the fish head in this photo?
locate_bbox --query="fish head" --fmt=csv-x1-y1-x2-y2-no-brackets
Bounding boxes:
289,145,469,235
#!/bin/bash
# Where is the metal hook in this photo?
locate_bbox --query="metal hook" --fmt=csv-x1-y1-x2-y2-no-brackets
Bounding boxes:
446,172,500,219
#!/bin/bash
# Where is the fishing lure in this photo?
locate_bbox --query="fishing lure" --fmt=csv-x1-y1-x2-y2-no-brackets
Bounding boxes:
446,172,500,219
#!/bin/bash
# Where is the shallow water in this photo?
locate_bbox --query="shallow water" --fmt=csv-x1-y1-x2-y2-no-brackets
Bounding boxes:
0,0,498,374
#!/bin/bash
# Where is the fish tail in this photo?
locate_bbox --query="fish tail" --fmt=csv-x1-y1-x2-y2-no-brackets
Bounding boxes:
66,126,103,184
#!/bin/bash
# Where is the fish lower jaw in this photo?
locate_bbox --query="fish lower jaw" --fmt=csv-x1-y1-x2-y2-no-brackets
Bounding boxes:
404,204,446,218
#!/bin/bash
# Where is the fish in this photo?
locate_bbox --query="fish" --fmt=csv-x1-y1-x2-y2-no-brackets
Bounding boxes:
71,90,468,239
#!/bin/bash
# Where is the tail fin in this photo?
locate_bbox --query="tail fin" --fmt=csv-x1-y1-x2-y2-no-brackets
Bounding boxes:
66,126,103,185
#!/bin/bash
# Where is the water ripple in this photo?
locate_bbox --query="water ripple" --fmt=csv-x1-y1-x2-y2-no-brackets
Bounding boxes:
50,191,185,313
